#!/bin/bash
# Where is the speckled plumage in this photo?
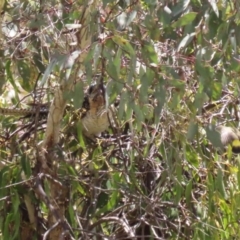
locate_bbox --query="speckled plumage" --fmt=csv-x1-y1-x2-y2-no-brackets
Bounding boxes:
81,84,110,138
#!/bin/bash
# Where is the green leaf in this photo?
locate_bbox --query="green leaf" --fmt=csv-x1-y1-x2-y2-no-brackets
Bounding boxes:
196,47,216,62
205,125,223,148
185,180,193,207
185,145,199,166
93,43,102,71
142,41,158,64
31,35,41,51
126,10,137,27
95,191,109,214
12,190,20,216
106,58,119,80
66,81,84,108
187,121,198,141
20,155,31,178
207,172,215,212
113,48,122,77
67,204,76,227
154,83,166,122
172,12,198,28
3,213,11,240
6,60,20,102
118,90,128,120
172,0,190,18
28,13,45,30
112,35,135,56
39,58,58,87
157,6,172,27
211,81,222,100
132,102,144,130
105,190,119,211
140,73,150,103
33,53,46,73
216,168,227,199
142,104,154,120
12,209,20,239
208,12,222,39
209,0,219,17
177,32,196,51
175,163,183,204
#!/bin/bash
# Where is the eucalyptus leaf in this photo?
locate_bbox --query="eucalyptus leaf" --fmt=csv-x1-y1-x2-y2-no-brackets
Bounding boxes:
205,125,223,148
172,12,198,28
187,121,198,141
112,35,135,56
117,12,127,30
172,0,190,18
177,32,196,51
208,0,219,17
126,10,137,27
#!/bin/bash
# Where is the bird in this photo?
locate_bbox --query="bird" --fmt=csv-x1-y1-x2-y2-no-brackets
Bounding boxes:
216,126,240,153
80,83,110,138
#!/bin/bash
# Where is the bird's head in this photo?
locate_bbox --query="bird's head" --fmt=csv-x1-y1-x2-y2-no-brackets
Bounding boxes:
82,84,107,112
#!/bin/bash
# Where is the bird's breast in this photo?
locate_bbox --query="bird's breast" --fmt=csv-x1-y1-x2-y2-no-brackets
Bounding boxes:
81,108,110,137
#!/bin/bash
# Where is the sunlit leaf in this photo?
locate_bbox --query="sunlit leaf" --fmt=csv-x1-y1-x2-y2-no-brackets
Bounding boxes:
117,12,127,30
209,0,219,17
126,10,137,27
177,32,196,51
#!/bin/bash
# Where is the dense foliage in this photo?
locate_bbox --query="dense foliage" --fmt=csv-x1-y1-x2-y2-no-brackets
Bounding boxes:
1,0,240,239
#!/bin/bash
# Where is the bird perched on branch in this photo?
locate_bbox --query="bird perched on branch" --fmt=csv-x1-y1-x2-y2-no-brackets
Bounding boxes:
80,83,111,138
216,126,240,153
